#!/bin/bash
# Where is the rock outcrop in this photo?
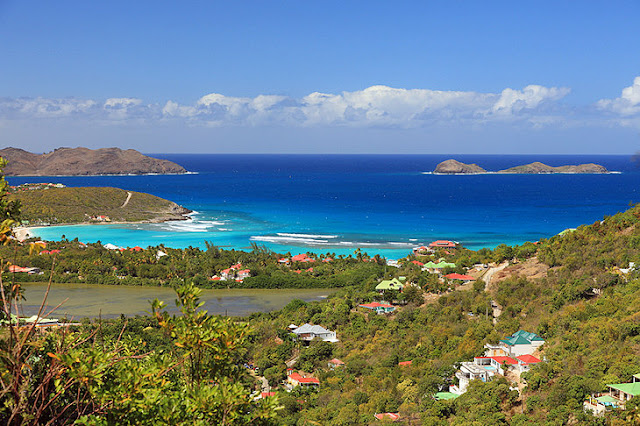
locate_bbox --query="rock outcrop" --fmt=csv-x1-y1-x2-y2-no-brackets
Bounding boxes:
434,159,487,174
0,147,187,176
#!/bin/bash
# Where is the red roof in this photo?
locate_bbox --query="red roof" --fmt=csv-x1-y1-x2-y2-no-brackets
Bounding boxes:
231,263,242,269
444,273,475,280
306,267,313,272
291,254,309,262
329,358,345,365
289,372,319,384
411,260,424,266
490,356,518,365
429,240,456,248
40,250,50,254
323,257,333,262
129,246,143,252
49,249,61,254
359,302,394,309
517,354,541,364
374,413,400,421
398,360,412,366
294,270,302,274
261,392,276,398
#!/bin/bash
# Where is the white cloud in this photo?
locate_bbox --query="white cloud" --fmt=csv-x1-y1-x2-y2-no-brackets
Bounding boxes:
597,76,640,116
491,85,571,115
0,83,573,128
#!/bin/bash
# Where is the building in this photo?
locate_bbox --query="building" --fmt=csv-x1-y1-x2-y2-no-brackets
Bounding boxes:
444,273,475,283
584,374,640,416
484,330,545,357
291,323,339,342
375,278,404,292
429,240,456,248
328,358,345,369
374,413,400,422
286,369,320,388
358,302,396,314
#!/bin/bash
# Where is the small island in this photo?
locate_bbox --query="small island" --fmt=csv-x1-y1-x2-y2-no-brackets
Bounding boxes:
434,159,609,174
0,147,187,176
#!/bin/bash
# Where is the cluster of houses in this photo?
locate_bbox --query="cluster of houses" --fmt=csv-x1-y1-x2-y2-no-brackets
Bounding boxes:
211,263,251,283
438,330,545,399
9,182,65,192
584,374,640,416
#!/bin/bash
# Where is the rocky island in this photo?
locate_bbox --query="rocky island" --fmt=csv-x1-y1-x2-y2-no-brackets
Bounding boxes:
434,159,609,174
0,147,186,176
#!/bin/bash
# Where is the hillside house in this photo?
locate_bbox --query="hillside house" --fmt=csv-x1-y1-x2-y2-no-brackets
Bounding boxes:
328,358,345,369
484,330,545,357
374,413,400,422
286,369,319,388
449,362,493,395
429,240,456,248
359,302,396,314
291,323,339,342
375,278,404,292
584,374,640,416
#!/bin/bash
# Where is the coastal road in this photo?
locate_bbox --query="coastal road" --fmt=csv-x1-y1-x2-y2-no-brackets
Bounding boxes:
482,262,508,323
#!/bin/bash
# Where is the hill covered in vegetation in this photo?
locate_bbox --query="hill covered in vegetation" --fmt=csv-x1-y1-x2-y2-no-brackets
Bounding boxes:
9,186,190,225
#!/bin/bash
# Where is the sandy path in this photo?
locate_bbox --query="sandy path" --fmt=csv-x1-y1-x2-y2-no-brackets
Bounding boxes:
120,191,133,208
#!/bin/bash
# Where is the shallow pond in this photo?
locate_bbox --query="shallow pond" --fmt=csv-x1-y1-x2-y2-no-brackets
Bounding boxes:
16,282,335,319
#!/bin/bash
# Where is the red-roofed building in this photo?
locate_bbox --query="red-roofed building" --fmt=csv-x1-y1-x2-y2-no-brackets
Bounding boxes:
260,391,276,398
359,302,396,314
210,276,221,281
474,356,517,375
328,358,345,369
278,258,289,264
398,360,412,367
49,249,61,254
374,413,400,421
220,268,233,280
429,240,456,248
129,246,143,252
411,260,424,266
291,253,309,262
444,273,475,282
231,263,242,270
323,257,333,262
237,269,251,280
516,354,542,372
287,370,319,387
306,267,313,272
413,245,432,255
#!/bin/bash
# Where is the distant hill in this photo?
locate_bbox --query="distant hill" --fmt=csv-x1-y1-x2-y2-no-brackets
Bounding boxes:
0,147,186,176
434,159,608,174
9,187,191,225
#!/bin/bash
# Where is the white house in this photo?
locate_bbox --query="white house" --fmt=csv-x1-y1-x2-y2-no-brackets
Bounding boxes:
291,323,339,342
484,330,545,357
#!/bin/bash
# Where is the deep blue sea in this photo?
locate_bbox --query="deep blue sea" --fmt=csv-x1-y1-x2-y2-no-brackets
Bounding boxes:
9,154,640,259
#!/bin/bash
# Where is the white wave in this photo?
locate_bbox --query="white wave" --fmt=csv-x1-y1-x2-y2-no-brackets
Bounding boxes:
251,235,330,245
276,232,339,239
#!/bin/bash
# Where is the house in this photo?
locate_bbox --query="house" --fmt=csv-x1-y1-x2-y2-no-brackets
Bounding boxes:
359,302,396,314
449,361,494,395
444,273,475,282
429,240,456,248
423,261,456,271
398,360,412,367
8,265,42,275
375,278,404,292
386,259,401,268
236,269,251,280
286,369,320,387
411,260,424,266
220,268,233,280
322,257,333,262
278,257,289,264
484,330,545,357
291,323,339,342
413,245,433,255
374,413,400,422
328,358,345,369
291,253,315,263
584,374,640,416
474,356,518,375
515,354,542,373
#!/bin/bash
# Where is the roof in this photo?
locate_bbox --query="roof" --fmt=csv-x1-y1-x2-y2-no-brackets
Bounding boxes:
490,356,517,365
444,273,475,280
374,413,400,421
411,260,424,266
289,372,319,384
291,253,310,261
292,323,331,335
398,360,412,366
517,354,541,364
329,358,345,365
429,240,456,247
607,382,640,396
512,330,545,342
501,330,544,346
375,279,404,290
423,261,438,268
434,392,459,401
596,395,619,404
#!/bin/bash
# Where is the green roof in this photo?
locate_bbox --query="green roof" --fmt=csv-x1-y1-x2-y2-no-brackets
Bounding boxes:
512,330,545,342
608,382,640,396
434,392,459,401
423,261,438,268
434,261,456,268
376,279,404,291
596,395,619,404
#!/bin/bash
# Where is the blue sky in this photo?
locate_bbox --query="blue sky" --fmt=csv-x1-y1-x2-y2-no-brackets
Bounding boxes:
1,1,639,154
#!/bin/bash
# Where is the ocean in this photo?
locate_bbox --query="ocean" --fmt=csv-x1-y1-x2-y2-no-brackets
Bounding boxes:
9,154,640,259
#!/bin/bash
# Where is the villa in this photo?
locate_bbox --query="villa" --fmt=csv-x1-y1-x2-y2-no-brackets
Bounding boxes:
429,240,456,248
328,358,345,369
484,330,545,357
444,273,475,282
291,253,315,263
375,278,405,292
450,354,542,395
291,323,339,342
359,302,396,314
286,369,320,388
584,374,640,416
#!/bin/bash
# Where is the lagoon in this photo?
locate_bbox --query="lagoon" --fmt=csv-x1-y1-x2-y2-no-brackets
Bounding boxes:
18,282,335,319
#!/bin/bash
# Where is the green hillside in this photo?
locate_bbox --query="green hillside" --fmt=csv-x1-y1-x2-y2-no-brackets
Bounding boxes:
9,186,189,225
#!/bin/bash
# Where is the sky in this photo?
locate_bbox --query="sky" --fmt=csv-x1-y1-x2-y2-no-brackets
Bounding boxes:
1,1,639,154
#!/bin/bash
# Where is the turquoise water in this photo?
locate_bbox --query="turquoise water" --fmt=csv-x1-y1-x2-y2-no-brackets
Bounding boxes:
12,154,640,258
